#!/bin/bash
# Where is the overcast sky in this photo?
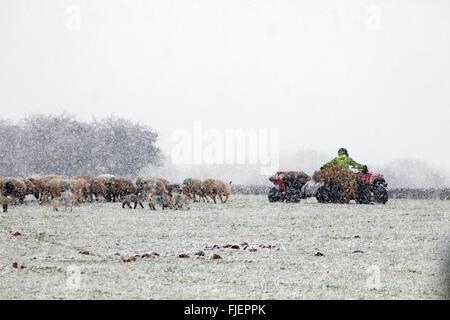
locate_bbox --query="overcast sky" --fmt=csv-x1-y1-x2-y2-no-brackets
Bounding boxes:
1,0,449,177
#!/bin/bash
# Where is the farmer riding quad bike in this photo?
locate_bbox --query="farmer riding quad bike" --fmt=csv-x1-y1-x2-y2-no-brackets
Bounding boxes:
313,167,389,204
268,171,310,203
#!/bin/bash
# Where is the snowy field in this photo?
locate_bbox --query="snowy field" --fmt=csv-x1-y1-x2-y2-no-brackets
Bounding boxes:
1,195,448,300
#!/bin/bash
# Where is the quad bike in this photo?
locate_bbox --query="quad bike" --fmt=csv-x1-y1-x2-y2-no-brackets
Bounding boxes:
314,168,388,204
355,169,388,204
268,171,310,203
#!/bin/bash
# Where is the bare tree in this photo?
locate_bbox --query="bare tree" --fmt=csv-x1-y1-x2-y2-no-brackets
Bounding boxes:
0,114,161,177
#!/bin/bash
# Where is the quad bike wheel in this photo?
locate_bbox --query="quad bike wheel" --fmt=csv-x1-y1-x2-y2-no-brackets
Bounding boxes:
268,187,282,202
337,194,350,204
316,184,341,203
284,187,301,203
373,185,388,204
355,178,372,204
315,185,327,203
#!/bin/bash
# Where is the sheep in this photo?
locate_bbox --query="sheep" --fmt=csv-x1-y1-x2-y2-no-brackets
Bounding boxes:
48,175,105,203
136,177,167,198
0,195,16,212
67,179,90,202
71,175,95,202
29,175,65,201
182,178,208,202
40,178,86,203
312,165,358,203
122,192,145,209
201,179,232,204
166,183,183,195
154,177,171,187
40,178,73,203
72,175,93,181
90,178,108,202
97,174,119,202
72,176,108,202
95,175,136,202
98,174,115,180
18,178,40,200
136,176,168,189
115,176,136,200
135,176,150,192
147,179,166,196
0,178,27,204
51,191,79,212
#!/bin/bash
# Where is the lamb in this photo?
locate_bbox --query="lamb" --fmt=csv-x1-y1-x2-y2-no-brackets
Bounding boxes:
148,193,173,210
0,195,16,212
201,179,232,203
122,192,145,209
171,192,191,210
51,191,79,212
182,178,208,202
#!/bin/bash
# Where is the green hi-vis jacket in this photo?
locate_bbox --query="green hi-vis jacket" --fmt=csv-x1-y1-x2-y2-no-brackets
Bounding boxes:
322,154,365,170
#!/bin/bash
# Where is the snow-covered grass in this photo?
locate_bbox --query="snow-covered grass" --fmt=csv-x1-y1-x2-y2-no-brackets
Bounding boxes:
1,195,448,299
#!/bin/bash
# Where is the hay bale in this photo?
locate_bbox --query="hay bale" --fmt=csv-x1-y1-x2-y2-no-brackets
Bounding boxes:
280,171,311,188
312,165,357,200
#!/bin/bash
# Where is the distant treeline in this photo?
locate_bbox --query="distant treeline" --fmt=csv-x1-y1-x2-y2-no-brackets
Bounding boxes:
0,114,162,177
231,185,450,200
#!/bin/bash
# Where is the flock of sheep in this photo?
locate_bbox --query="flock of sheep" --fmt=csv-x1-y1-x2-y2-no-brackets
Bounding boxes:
0,175,232,212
